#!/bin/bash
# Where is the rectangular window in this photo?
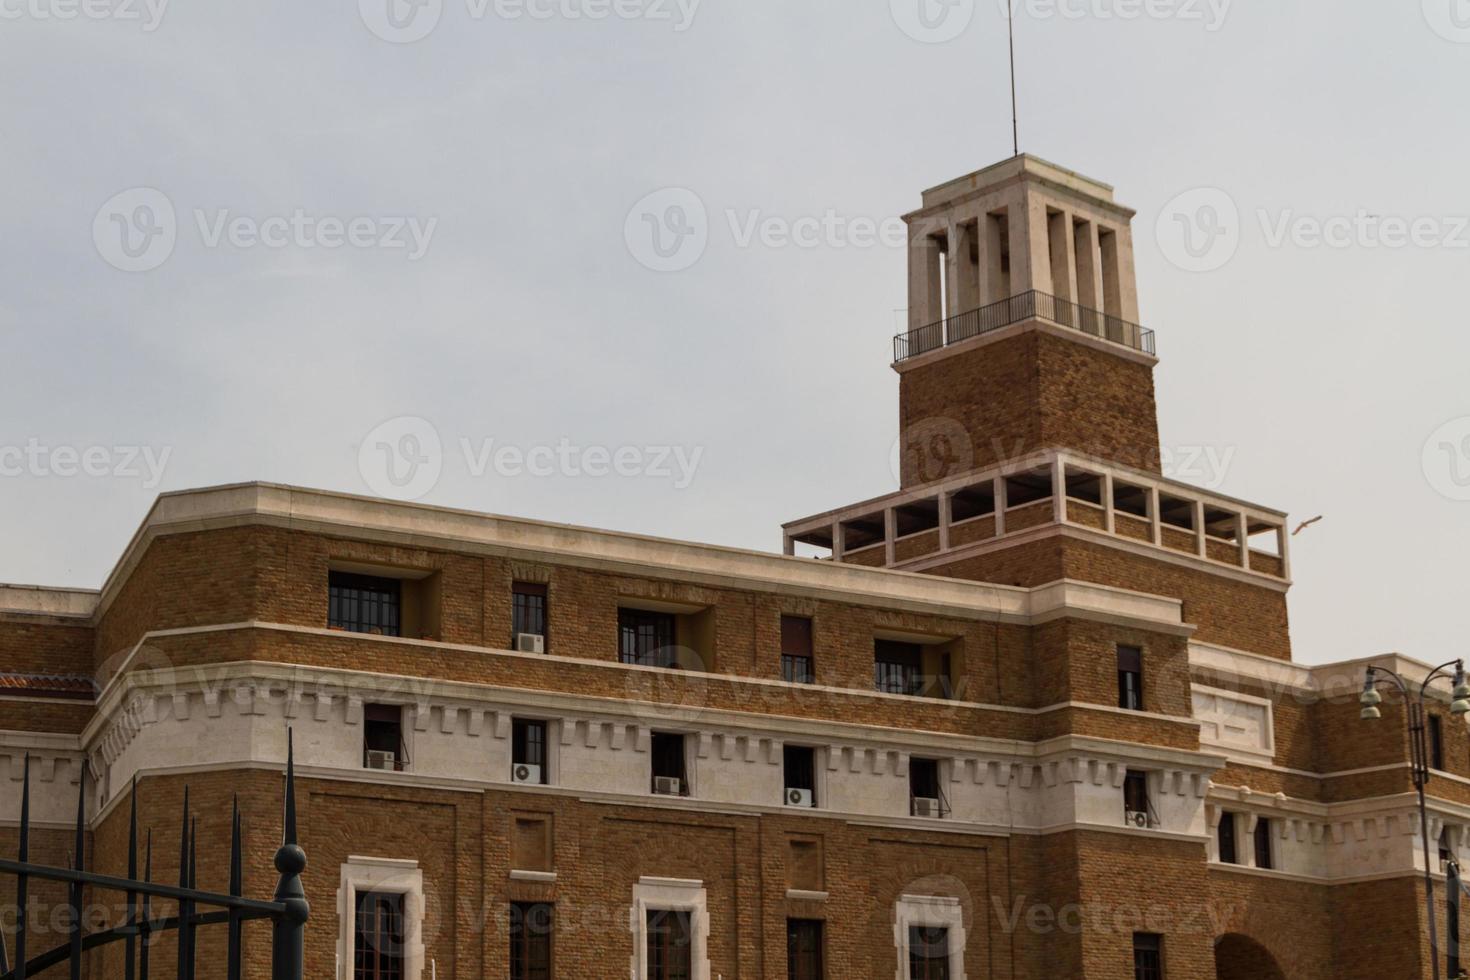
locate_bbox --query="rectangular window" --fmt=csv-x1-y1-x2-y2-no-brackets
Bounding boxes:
330,572,402,636
782,616,815,684
512,719,548,784
909,758,944,818
908,925,950,980
509,902,553,980
787,919,824,980
646,909,693,980
1253,818,1274,870
875,640,922,696
621,609,677,668
1430,714,1446,771
512,582,548,647
651,732,688,795
1133,933,1163,980
1124,771,1150,825
354,891,405,980
1217,812,1238,865
364,704,407,771
1118,646,1143,711
784,745,816,807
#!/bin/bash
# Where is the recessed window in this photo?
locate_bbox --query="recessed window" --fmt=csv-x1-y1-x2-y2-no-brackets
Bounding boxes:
1133,933,1163,980
908,925,950,980
909,758,946,819
620,609,678,668
1430,714,1446,771
509,902,553,980
1117,646,1143,711
784,745,817,808
364,704,407,772
512,582,548,653
1441,828,1455,870
875,641,922,696
512,719,548,785
1217,812,1238,864
646,909,693,980
1253,818,1274,870
354,891,405,980
787,919,824,980
651,732,688,796
781,615,815,684
330,572,402,636
1123,771,1151,828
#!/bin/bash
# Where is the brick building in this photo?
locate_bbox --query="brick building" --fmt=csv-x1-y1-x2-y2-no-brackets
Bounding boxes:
2,155,1464,979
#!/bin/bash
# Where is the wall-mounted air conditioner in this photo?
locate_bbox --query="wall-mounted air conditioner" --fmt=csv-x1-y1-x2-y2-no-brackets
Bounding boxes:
366,750,397,771
1126,810,1151,829
516,633,546,654
912,797,942,818
654,776,683,796
512,764,542,785
786,788,815,808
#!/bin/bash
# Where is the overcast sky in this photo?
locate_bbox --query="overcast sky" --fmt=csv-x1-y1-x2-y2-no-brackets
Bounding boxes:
2,0,1467,667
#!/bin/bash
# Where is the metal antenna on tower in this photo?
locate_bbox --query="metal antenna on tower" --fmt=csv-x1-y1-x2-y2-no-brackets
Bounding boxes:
1007,0,1020,156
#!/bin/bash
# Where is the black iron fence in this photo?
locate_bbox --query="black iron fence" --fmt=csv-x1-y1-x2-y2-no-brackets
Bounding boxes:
0,732,308,980
893,289,1157,362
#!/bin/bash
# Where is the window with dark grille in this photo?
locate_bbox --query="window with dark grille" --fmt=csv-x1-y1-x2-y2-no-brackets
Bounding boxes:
512,582,548,646
620,609,677,668
784,745,816,806
364,704,407,771
874,640,922,695
354,891,405,980
908,925,950,980
909,757,945,817
1253,818,1273,870
1431,714,1446,771
651,732,687,794
782,615,815,684
1217,812,1238,864
1124,771,1150,822
330,572,402,636
509,902,553,980
787,919,823,980
512,719,548,784
1133,933,1163,980
646,909,693,980
1118,646,1143,711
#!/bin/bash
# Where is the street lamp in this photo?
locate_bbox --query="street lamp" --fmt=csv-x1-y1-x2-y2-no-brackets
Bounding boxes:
1361,659,1470,980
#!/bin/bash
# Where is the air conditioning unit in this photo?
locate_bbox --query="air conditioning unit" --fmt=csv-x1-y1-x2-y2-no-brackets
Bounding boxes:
1126,810,1151,829
512,764,542,785
516,633,546,654
912,797,942,818
366,750,397,771
786,788,814,808
654,776,683,796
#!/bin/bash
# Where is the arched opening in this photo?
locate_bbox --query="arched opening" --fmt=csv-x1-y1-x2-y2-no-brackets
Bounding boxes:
1215,933,1286,980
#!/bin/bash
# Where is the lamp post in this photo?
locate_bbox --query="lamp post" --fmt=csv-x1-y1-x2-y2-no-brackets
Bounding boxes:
1360,659,1470,980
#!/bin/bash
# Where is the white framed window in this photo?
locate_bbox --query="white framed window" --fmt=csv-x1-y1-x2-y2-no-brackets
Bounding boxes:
336,856,426,980
893,895,966,980
629,877,710,980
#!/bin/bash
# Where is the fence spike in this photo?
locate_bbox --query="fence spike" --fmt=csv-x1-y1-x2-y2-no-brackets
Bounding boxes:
271,728,307,980
125,776,138,980
227,797,242,980
177,789,189,979
69,765,84,980
139,830,151,980
15,754,29,980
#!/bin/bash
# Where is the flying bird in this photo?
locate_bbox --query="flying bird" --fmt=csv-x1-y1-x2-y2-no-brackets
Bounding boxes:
1293,516,1324,536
